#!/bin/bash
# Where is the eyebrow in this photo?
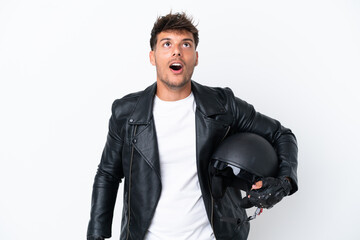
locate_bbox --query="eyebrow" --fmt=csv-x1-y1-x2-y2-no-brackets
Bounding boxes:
159,38,194,42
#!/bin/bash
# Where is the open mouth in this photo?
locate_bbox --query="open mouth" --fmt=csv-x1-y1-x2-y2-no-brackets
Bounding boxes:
169,63,183,72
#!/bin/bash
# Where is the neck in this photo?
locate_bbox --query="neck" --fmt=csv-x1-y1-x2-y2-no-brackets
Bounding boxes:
156,81,192,101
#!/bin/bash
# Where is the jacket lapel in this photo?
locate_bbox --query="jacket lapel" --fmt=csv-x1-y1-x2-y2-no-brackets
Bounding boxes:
192,81,233,201
191,81,227,117
128,83,161,179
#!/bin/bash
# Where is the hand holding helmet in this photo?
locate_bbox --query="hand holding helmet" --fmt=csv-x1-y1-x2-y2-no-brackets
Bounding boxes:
209,132,293,225
243,176,292,209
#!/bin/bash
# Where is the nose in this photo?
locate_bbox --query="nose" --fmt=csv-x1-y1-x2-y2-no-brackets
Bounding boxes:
172,46,181,57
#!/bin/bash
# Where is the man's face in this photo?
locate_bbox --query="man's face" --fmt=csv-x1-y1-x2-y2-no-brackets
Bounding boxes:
150,30,198,90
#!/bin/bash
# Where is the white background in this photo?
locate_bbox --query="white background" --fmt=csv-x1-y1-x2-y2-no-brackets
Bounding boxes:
1,0,359,239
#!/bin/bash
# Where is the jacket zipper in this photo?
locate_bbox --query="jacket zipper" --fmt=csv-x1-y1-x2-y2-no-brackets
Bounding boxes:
210,125,231,236
126,125,138,240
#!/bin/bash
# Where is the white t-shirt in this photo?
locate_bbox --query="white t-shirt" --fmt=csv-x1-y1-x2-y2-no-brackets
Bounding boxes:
144,92,215,240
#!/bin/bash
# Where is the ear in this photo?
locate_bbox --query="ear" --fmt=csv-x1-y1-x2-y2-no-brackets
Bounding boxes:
149,51,156,66
195,51,199,66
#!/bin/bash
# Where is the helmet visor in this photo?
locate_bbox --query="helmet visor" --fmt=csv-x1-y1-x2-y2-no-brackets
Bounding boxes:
212,159,256,183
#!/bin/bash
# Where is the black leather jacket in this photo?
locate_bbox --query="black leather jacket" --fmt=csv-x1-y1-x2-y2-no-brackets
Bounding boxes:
87,81,298,240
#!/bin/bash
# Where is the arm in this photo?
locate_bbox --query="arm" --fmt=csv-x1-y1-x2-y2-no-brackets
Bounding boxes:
87,102,125,239
229,91,298,194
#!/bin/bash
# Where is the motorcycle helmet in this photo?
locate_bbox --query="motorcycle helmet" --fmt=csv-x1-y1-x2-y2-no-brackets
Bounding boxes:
210,132,278,199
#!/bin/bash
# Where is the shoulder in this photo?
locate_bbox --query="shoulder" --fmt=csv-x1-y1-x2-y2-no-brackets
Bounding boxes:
192,81,254,116
111,81,156,119
192,81,239,105
111,90,142,118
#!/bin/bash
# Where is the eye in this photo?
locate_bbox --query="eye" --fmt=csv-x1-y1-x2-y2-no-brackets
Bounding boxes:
164,42,171,47
183,42,191,48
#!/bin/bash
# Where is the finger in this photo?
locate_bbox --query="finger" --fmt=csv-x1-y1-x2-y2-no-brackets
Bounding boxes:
261,177,277,188
251,180,263,190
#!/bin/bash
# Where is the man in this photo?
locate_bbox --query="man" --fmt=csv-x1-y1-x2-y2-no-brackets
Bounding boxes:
87,12,298,240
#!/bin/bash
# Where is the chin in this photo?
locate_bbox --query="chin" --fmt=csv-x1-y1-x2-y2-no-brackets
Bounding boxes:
161,77,190,90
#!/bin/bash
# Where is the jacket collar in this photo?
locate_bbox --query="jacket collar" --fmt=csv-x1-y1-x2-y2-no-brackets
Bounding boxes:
191,81,227,116
129,82,157,125
129,81,226,124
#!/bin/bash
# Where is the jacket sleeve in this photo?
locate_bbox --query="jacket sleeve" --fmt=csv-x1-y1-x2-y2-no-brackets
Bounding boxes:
87,101,125,238
228,90,298,194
